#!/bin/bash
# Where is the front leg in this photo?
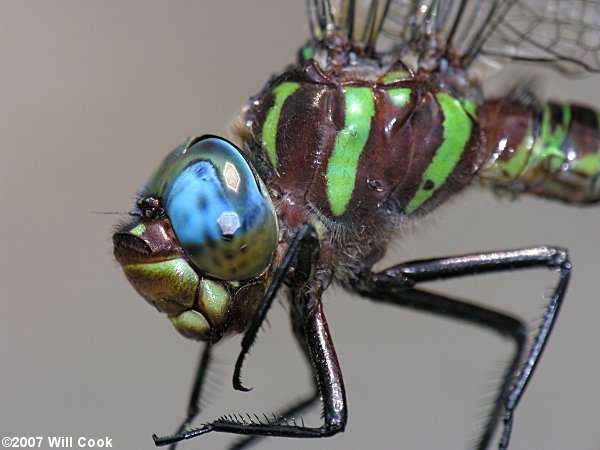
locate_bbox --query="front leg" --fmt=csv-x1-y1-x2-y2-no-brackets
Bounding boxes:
153,280,346,445
154,224,347,445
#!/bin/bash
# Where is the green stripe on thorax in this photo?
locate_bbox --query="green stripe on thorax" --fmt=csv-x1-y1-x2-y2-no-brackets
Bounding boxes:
460,98,478,119
326,86,413,216
406,92,473,214
388,88,411,107
326,87,376,216
261,82,301,169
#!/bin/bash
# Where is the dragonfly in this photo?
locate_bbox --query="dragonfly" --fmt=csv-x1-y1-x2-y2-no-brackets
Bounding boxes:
113,0,600,449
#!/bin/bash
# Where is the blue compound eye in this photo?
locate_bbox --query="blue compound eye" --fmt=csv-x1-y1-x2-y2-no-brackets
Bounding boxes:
147,136,279,280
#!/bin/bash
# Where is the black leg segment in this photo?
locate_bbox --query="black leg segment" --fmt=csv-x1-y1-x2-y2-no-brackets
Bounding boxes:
351,246,571,450
165,342,213,450
233,223,320,392
226,391,320,450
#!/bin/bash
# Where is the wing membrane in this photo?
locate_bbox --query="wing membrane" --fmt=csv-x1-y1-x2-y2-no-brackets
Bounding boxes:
309,0,600,73
475,0,600,73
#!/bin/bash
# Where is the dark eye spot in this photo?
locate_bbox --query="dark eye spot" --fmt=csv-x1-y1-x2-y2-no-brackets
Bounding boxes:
197,195,207,210
224,251,234,261
193,163,210,178
176,211,190,227
367,179,385,192
188,243,206,258
423,179,435,191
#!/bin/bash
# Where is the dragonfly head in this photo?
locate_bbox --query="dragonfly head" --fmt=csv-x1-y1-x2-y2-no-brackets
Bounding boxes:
113,136,279,342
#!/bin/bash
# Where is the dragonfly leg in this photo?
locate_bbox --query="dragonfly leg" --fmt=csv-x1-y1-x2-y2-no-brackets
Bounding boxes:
154,223,347,445
153,279,346,445
226,288,323,450
232,223,320,392
166,342,213,450
226,391,320,450
351,246,571,450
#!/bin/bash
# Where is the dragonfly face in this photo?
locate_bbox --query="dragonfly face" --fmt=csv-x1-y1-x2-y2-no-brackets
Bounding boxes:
113,136,279,341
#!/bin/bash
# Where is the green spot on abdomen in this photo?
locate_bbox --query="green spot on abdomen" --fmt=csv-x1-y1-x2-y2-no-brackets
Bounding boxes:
500,135,533,180
406,92,472,214
528,104,570,173
262,82,301,169
573,152,600,176
326,87,375,216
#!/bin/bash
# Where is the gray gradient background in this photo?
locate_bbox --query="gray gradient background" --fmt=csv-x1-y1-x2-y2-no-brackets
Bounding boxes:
2,2,600,449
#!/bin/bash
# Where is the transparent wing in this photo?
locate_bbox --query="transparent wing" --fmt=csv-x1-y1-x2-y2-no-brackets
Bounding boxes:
474,0,600,73
380,0,508,61
309,0,600,73
384,0,600,73
307,0,393,53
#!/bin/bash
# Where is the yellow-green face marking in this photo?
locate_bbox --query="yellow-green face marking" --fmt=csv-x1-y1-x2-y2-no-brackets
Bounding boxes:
262,82,301,169
170,310,211,340
406,92,472,214
129,223,146,237
122,258,199,315
326,87,375,216
199,279,229,327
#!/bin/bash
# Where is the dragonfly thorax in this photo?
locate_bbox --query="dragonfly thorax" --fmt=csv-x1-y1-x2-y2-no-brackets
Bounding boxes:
238,58,484,281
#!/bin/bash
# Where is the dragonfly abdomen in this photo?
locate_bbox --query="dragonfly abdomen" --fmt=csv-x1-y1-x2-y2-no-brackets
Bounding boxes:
479,98,600,204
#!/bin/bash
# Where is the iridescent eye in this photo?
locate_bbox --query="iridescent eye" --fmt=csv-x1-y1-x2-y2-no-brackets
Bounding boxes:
146,136,278,280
